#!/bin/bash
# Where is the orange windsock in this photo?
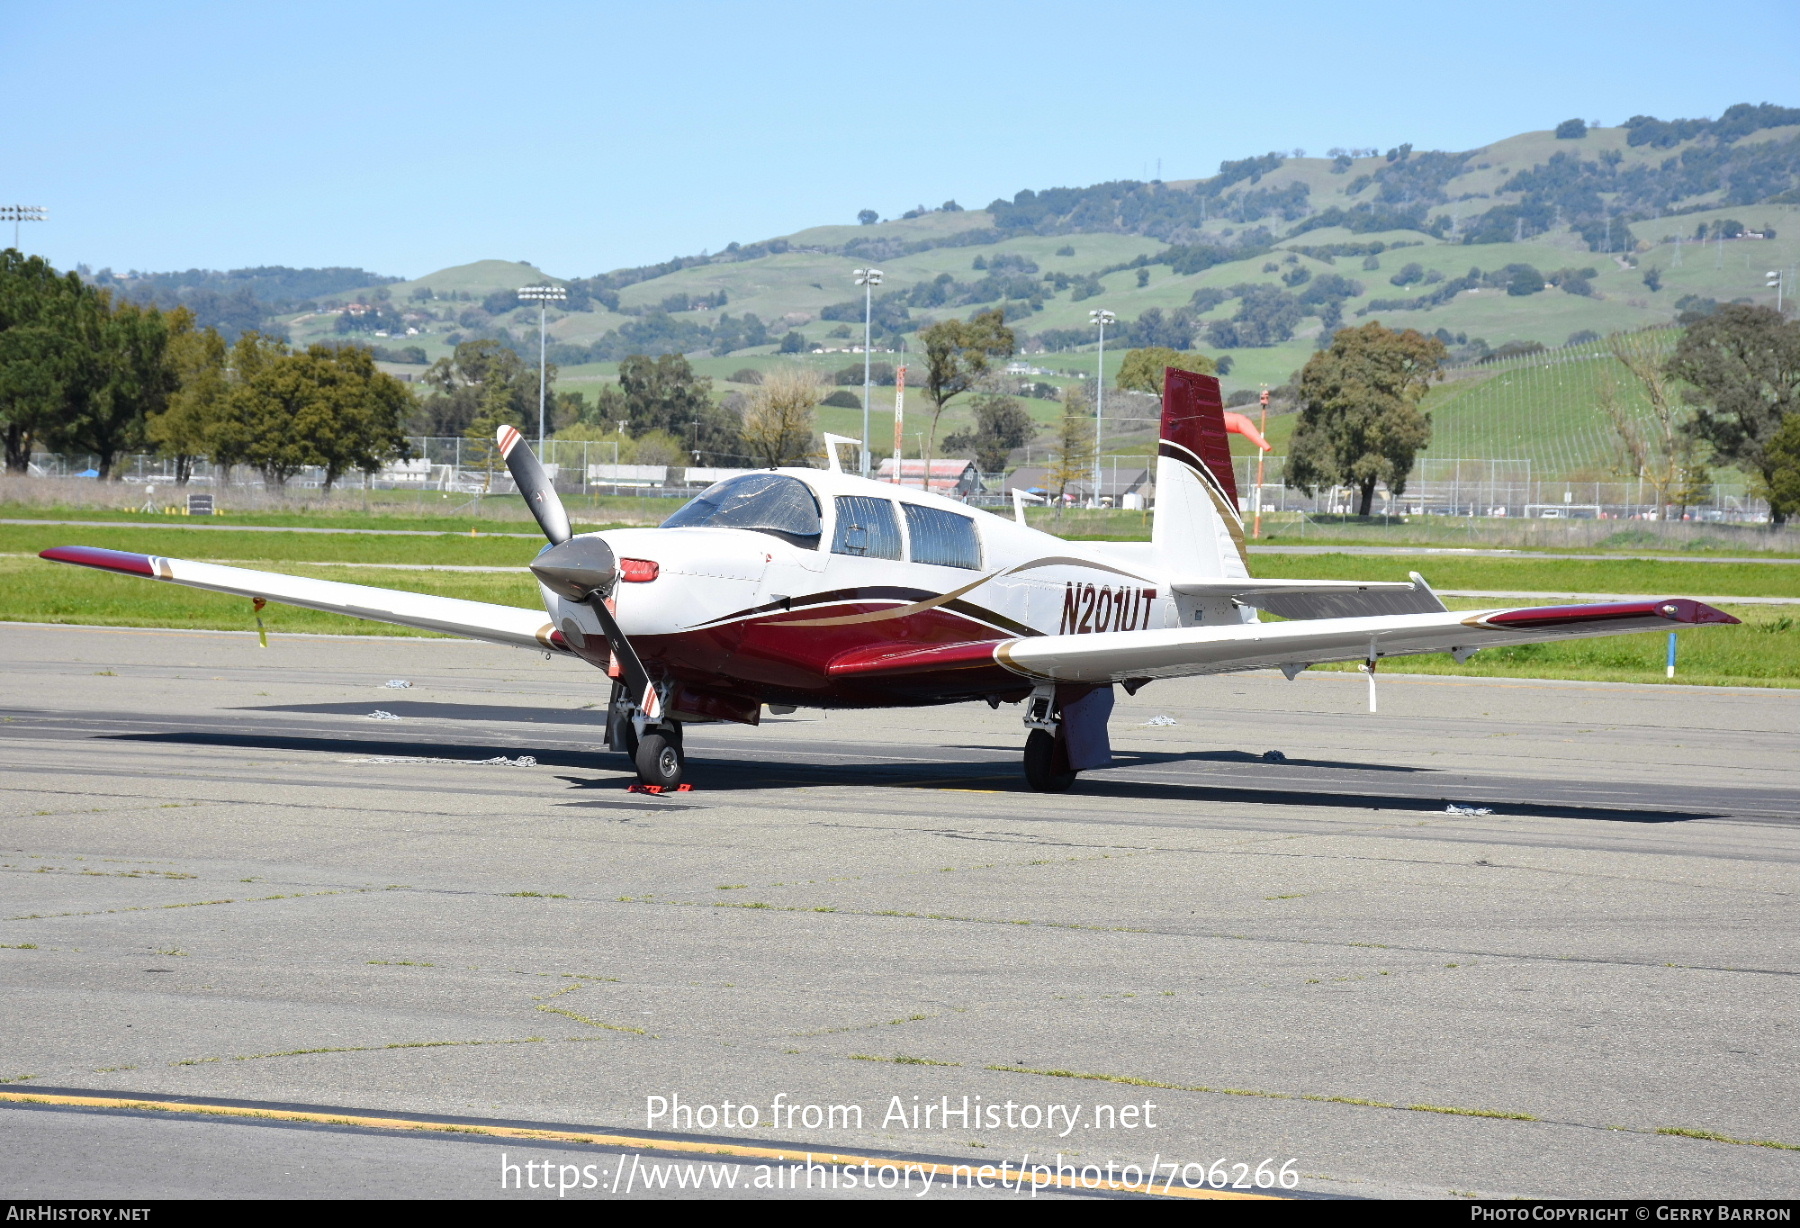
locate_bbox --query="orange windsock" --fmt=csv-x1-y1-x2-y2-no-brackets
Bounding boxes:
1222,411,1271,451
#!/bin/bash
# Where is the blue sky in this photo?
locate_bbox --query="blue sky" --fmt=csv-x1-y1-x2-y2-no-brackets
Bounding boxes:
8,1,1797,280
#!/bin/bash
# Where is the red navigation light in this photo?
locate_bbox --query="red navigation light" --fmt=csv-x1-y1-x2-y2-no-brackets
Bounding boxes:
619,558,660,583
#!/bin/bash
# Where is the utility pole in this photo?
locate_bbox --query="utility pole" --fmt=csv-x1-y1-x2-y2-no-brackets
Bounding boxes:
1088,309,1115,510
854,268,883,477
516,284,567,451
0,206,46,251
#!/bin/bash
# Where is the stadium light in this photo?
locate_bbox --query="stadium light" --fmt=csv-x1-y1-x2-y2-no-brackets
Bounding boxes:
517,285,569,450
854,269,884,477
1089,309,1116,509
1,206,47,251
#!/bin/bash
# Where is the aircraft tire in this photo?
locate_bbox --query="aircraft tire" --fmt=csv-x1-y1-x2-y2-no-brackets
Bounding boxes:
1023,729,1076,793
635,731,684,789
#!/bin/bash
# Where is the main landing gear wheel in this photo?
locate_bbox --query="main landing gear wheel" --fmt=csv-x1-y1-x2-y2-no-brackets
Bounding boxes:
1023,728,1076,793
635,731,684,789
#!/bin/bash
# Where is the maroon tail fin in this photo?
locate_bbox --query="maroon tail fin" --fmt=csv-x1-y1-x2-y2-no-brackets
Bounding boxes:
1160,368,1239,507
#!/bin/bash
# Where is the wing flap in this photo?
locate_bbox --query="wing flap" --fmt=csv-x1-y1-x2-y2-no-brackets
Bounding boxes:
40,545,566,652
1169,576,1446,619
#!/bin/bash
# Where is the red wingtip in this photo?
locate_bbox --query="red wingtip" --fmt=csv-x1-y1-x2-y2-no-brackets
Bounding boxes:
39,546,156,577
1484,598,1740,629
1673,599,1740,625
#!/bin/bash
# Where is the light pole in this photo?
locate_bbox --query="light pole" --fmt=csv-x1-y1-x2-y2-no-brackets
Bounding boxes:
516,284,568,451
1089,309,1115,509
854,268,883,477
0,206,47,251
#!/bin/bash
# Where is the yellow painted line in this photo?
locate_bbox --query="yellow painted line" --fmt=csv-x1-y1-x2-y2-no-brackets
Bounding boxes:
0,1091,1276,1200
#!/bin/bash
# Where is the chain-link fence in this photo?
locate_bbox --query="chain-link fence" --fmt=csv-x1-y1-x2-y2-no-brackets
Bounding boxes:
20,435,1773,523
1231,456,1768,523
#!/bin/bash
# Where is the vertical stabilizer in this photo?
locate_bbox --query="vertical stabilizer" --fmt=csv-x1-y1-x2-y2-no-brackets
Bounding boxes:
1152,368,1251,581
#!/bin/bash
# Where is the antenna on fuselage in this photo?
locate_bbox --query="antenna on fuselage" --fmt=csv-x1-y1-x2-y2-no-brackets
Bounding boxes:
822,433,861,475
1012,487,1046,526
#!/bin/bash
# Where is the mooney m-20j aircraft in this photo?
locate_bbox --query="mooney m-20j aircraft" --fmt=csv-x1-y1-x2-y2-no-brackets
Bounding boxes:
42,370,1736,792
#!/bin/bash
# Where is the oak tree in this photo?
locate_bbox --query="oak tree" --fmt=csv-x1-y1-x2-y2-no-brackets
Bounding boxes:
1668,304,1800,525
740,366,820,468
1116,347,1217,397
920,309,1014,473
147,312,230,484
942,392,1038,473
1284,322,1443,516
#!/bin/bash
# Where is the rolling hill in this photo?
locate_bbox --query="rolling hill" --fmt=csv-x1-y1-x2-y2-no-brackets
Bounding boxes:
106,105,1800,473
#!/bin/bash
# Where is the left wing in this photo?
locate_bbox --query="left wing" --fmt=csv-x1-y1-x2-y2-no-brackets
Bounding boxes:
827,598,1737,685
40,546,568,653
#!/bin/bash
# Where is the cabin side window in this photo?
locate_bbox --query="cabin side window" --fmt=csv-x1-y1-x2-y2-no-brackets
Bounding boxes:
902,504,982,570
831,496,903,560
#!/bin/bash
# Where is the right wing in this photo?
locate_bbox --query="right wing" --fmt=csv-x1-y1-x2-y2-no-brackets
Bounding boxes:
40,546,569,653
827,598,1737,686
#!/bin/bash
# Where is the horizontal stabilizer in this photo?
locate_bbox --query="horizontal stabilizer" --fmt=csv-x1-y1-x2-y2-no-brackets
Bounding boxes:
39,546,567,653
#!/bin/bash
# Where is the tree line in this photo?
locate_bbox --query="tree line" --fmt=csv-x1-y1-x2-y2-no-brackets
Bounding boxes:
0,250,412,485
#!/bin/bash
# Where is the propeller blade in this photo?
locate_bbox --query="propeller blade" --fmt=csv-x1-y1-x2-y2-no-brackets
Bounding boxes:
589,595,660,720
497,425,571,545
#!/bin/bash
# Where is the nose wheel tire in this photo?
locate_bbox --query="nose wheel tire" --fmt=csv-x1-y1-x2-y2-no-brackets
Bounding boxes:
635,731,684,789
1023,728,1076,793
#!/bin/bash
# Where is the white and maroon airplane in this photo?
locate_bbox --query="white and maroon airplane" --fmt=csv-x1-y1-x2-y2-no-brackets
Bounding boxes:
41,370,1735,792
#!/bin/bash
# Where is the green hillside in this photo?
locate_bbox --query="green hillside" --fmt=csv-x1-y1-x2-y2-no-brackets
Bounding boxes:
241,105,1800,471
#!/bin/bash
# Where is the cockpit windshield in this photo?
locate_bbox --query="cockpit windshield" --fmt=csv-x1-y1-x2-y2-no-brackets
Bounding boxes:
660,473,822,549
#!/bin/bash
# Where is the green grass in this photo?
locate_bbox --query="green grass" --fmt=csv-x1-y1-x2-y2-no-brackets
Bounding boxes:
1,524,541,567
1416,343,1676,476
0,555,539,637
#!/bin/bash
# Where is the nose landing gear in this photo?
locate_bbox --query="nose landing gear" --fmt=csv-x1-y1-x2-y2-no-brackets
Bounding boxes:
634,729,685,790
607,679,685,789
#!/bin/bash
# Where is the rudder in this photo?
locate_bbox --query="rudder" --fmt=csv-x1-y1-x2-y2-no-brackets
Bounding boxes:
1152,368,1250,580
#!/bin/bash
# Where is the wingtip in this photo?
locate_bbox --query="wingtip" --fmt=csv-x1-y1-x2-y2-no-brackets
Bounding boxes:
1674,600,1740,625
39,545,157,577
